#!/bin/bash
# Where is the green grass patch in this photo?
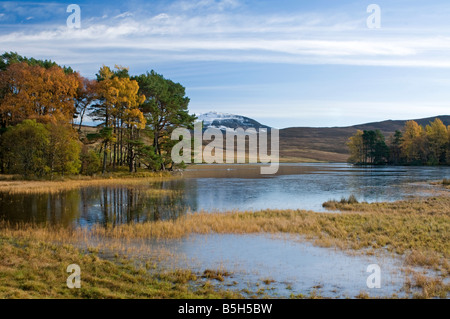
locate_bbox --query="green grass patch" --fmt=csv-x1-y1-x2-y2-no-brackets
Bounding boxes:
0,235,241,299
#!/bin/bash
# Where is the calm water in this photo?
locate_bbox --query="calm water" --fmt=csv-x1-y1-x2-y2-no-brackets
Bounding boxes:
2,163,448,298
0,163,449,227
86,232,442,298
143,234,414,298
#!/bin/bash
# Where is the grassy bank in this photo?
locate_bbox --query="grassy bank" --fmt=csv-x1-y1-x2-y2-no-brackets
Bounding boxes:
0,171,173,194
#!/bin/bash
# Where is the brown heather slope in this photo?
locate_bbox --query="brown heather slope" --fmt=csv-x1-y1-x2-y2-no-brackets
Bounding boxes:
280,115,450,162
80,115,450,163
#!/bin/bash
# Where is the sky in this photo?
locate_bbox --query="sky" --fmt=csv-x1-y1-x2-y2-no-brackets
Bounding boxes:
1,0,450,128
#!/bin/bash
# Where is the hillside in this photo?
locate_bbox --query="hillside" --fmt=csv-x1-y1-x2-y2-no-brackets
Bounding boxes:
198,111,270,130
80,115,450,163
280,115,450,162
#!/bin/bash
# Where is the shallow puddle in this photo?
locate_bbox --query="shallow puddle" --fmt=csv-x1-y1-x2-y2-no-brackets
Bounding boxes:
101,233,429,298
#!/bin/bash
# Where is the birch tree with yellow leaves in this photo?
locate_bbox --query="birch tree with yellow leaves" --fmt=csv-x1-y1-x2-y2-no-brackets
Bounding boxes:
91,65,145,173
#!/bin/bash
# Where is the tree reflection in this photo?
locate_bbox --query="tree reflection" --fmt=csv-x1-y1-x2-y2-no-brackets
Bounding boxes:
0,180,195,228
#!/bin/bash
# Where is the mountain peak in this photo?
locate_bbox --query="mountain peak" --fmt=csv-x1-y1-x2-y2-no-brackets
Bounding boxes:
196,111,271,130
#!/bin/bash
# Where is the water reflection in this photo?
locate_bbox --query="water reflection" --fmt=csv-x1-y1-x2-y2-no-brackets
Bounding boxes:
0,164,448,227
0,181,195,227
0,191,81,226
179,164,449,212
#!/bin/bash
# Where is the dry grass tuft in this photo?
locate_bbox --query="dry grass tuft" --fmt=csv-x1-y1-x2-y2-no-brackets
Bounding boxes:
202,269,231,282
403,270,450,299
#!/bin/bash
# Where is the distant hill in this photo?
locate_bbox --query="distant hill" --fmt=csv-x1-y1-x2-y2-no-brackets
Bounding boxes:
197,111,270,130
280,115,450,162
80,114,450,163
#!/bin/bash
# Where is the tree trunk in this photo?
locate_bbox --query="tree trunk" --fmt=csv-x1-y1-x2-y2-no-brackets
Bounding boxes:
113,118,118,170
128,125,133,173
102,140,108,174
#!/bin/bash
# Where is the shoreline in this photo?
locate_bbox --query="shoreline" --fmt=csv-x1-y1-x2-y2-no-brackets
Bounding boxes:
0,172,173,194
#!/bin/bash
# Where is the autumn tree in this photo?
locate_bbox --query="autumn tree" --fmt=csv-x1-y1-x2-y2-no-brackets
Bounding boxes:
0,53,205,176
349,119,449,166
401,121,426,164
47,121,82,177
447,125,450,165
91,66,145,173
0,62,79,128
425,118,448,165
347,130,364,164
74,76,97,131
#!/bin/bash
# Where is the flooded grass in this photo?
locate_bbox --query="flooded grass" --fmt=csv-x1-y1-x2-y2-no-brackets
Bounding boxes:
0,194,448,298
0,234,241,299
202,269,232,282
322,194,359,208
2,196,449,266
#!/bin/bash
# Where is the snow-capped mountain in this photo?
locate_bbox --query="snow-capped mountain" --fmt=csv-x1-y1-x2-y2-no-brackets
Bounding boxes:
196,112,271,130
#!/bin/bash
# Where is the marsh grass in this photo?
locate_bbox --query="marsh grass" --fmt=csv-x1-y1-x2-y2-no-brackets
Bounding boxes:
202,269,231,282
3,196,449,267
323,195,359,209
0,172,173,194
1,195,448,298
0,234,241,299
430,179,450,190
261,278,276,285
144,188,182,198
403,269,450,299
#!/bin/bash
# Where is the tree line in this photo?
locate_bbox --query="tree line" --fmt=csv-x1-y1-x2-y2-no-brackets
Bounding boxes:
347,118,450,165
0,52,196,177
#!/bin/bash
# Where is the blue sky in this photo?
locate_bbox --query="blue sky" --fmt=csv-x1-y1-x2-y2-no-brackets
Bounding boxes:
1,0,450,128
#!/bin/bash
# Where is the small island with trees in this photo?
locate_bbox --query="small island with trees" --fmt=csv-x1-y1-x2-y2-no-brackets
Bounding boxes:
347,118,450,166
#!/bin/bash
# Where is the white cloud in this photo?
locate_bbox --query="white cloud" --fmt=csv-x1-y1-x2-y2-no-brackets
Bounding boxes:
170,0,241,12
190,100,450,128
114,12,134,19
2,3,450,69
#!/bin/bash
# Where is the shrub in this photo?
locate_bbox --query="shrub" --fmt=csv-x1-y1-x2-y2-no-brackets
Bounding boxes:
80,147,101,176
0,119,50,177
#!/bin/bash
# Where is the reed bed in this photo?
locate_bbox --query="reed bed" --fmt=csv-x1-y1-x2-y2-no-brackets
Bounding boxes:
3,196,449,268
1,195,449,298
0,235,241,299
0,172,173,194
